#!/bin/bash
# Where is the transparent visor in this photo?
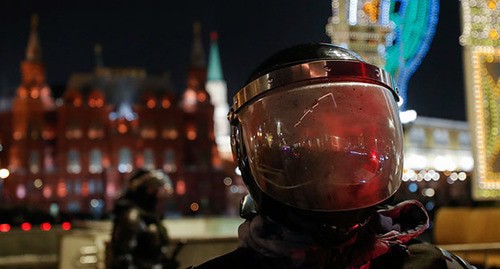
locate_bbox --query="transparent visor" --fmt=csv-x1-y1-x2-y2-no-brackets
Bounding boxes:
238,82,403,211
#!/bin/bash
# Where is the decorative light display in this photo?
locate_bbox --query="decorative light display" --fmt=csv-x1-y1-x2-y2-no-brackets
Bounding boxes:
468,47,500,199
460,0,499,48
326,0,392,67
385,0,439,110
326,0,439,110
461,0,500,199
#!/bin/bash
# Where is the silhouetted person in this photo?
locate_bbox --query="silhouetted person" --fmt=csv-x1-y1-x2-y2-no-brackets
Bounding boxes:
191,43,474,268
111,168,180,269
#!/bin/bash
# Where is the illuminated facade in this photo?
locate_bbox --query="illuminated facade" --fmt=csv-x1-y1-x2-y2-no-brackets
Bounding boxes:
399,117,474,212
0,18,229,217
461,0,500,199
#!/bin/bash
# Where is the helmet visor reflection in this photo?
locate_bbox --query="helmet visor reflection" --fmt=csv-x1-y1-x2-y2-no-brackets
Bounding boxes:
238,82,403,211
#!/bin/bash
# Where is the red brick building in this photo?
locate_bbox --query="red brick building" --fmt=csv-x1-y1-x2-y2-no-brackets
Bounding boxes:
0,16,228,218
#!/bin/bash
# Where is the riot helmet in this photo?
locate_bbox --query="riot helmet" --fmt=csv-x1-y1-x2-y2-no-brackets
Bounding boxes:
229,43,403,241
124,168,174,213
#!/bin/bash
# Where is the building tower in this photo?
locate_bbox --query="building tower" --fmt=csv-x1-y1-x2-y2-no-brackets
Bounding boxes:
205,32,231,161
181,22,218,168
8,14,56,205
325,0,392,67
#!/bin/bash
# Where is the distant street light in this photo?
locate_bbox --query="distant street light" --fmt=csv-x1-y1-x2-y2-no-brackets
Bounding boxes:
0,168,10,179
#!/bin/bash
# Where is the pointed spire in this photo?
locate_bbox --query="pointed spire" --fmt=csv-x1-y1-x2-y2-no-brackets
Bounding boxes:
190,21,206,68
26,14,42,62
94,43,104,68
207,32,224,81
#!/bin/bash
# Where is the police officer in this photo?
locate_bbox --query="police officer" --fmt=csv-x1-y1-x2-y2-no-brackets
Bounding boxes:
110,168,180,269
192,43,473,268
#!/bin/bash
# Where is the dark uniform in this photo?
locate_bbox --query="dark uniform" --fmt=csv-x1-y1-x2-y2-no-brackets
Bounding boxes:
110,169,179,269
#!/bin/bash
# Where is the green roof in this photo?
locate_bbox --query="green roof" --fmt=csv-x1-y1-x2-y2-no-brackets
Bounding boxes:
207,40,224,81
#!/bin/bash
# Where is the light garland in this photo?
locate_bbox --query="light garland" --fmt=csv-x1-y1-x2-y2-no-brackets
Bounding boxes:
385,0,440,110
462,0,500,199
470,47,500,198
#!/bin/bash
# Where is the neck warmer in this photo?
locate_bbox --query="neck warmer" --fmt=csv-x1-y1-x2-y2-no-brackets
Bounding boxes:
238,200,429,268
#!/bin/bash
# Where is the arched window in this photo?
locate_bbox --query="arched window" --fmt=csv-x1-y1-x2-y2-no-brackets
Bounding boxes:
29,151,40,174
67,149,81,174
67,201,81,213
43,186,52,198
118,147,133,173
144,148,155,170
162,126,178,140
140,125,157,139
163,149,176,173
433,129,450,146
186,125,197,141
88,122,105,140
57,181,68,197
44,147,55,172
66,122,83,139
88,179,96,195
16,184,26,199
74,181,81,195
89,149,103,174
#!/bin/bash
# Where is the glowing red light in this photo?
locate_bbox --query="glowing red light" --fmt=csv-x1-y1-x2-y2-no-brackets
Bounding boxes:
0,224,11,232
369,150,380,171
40,222,51,231
61,222,71,231
210,31,218,41
21,222,32,231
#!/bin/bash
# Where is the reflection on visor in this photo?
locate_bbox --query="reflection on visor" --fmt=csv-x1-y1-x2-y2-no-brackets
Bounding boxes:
239,82,403,211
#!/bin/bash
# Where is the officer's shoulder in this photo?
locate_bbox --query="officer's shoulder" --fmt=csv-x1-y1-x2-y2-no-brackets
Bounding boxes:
437,247,476,269
406,240,475,269
372,240,475,269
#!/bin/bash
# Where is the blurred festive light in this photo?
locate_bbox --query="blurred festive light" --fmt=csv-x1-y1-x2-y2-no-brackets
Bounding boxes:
223,177,232,186
21,222,32,231
40,222,51,231
385,0,440,110
16,184,26,199
408,183,418,193
422,188,435,197
176,180,186,196
462,0,500,198
33,178,43,189
433,156,456,171
90,199,100,208
459,156,474,171
405,154,427,170
190,202,200,212
425,201,435,211
61,222,71,231
230,185,239,194
400,110,417,124
0,168,10,179
0,224,10,232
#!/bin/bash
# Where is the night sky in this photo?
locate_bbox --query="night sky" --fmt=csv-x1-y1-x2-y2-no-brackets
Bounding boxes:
0,0,465,121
